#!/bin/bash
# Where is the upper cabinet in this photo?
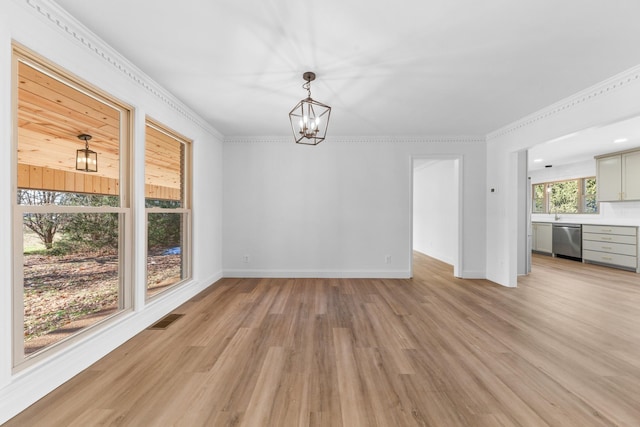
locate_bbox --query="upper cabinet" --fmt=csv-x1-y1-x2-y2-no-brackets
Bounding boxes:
597,155,621,201
623,151,640,200
596,149,640,202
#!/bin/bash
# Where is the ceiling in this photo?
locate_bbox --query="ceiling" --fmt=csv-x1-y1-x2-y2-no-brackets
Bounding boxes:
52,0,640,139
528,115,640,171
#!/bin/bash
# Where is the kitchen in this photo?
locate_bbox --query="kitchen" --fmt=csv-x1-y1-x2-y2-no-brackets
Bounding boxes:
528,114,640,273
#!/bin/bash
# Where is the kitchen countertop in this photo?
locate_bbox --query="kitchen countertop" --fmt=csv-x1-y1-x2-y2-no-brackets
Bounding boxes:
532,218,640,227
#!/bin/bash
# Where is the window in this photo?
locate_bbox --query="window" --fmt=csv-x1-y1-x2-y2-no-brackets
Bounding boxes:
550,180,579,213
583,177,597,213
533,183,546,213
531,177,597,214
13,47,131,364
145,119,191,298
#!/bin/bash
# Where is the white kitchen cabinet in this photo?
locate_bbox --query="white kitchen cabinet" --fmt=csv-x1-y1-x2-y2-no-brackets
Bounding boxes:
582,224,639,272
622,150,640,200
596,148,640,202
532,222,552,254
596,155,622,201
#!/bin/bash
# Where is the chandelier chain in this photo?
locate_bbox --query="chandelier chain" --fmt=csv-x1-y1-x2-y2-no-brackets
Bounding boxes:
303,80,312,98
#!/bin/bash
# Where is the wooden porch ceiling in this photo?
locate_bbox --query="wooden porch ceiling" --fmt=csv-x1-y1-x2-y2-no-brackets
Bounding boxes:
17,60,181,192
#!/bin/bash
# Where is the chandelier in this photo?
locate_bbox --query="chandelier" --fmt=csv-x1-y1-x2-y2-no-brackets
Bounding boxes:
288,72,331,145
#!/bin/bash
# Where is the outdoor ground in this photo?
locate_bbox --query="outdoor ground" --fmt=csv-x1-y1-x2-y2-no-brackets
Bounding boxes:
23,248,180,354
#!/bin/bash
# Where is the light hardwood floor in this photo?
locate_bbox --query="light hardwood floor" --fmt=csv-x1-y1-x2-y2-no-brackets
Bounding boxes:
6,252,640,426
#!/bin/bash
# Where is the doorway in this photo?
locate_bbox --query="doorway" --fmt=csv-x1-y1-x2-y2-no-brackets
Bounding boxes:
411,156,462,277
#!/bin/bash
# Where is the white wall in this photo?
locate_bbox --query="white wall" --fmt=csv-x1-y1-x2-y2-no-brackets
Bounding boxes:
413,159,458,267
0,0,223,422
487,65,640,286
223,137,486,279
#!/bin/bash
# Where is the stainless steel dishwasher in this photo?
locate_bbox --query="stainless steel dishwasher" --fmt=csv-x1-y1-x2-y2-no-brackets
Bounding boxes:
552,223,582,260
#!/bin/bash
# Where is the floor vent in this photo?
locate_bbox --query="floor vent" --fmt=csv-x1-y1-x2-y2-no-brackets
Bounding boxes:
148,313,184,330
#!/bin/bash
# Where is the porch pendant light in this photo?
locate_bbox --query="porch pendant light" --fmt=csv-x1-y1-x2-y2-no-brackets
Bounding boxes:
289,71,331,145
76,133,98,172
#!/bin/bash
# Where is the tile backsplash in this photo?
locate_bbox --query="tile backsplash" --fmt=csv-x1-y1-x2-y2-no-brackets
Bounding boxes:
531,201,640,226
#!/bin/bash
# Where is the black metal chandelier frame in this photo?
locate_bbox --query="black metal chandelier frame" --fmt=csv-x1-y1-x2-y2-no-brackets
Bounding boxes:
288,71,331,145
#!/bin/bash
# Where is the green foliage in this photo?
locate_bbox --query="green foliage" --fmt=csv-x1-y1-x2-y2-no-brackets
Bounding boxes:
20,191,183,254
59,195,120,250
532,177,598,214
550,180,579,214
585,178,597,195
533,184,546,213
19,190,122,253
584,178,598,213
146,199,181,209
61,213,119,251
48,238,84,255
23,248,49,256
148,212,181,249
57,194,120,251
146,199,183,250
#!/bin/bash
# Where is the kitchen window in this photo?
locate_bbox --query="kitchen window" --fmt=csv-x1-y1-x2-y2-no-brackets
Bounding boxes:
532,177,598,214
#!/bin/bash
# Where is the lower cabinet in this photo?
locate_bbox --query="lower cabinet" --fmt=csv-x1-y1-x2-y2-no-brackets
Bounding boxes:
532,222,552,254
582,224,639,272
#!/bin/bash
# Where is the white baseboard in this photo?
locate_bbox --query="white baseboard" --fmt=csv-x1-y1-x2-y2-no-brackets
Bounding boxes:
223,269,412,279
460,270,486,279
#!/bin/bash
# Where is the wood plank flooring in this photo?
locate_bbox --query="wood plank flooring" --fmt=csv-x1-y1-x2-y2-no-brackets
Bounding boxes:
6,252,640,426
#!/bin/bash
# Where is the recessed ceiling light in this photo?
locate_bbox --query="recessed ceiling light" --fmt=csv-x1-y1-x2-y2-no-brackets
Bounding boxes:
533,158,543,163
614,138,628,143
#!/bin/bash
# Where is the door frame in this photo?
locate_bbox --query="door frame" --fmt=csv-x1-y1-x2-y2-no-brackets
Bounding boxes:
410,154,464,278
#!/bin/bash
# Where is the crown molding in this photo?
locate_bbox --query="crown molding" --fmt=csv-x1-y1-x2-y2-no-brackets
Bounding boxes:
487,64,640,141
224,135,486,144
20,0,223,140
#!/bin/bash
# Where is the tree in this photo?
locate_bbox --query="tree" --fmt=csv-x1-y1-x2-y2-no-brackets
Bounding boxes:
533,184,545,213
19,190,69,249
584,178,597,213
20,190,121,252
61,194,120,250
146,199,182,249
550,180,578,214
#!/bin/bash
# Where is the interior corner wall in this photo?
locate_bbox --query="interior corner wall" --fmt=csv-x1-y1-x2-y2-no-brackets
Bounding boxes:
413,159,457,266
0,1,223,422
223,137,486,279
486,66,640,287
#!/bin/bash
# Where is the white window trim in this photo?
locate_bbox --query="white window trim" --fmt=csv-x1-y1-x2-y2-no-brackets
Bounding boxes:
12,45,133,369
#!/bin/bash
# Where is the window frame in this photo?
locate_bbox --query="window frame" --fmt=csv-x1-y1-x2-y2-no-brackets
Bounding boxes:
531,176,598,214
144,118,192,300
532,183,547,214
12,45,133,369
